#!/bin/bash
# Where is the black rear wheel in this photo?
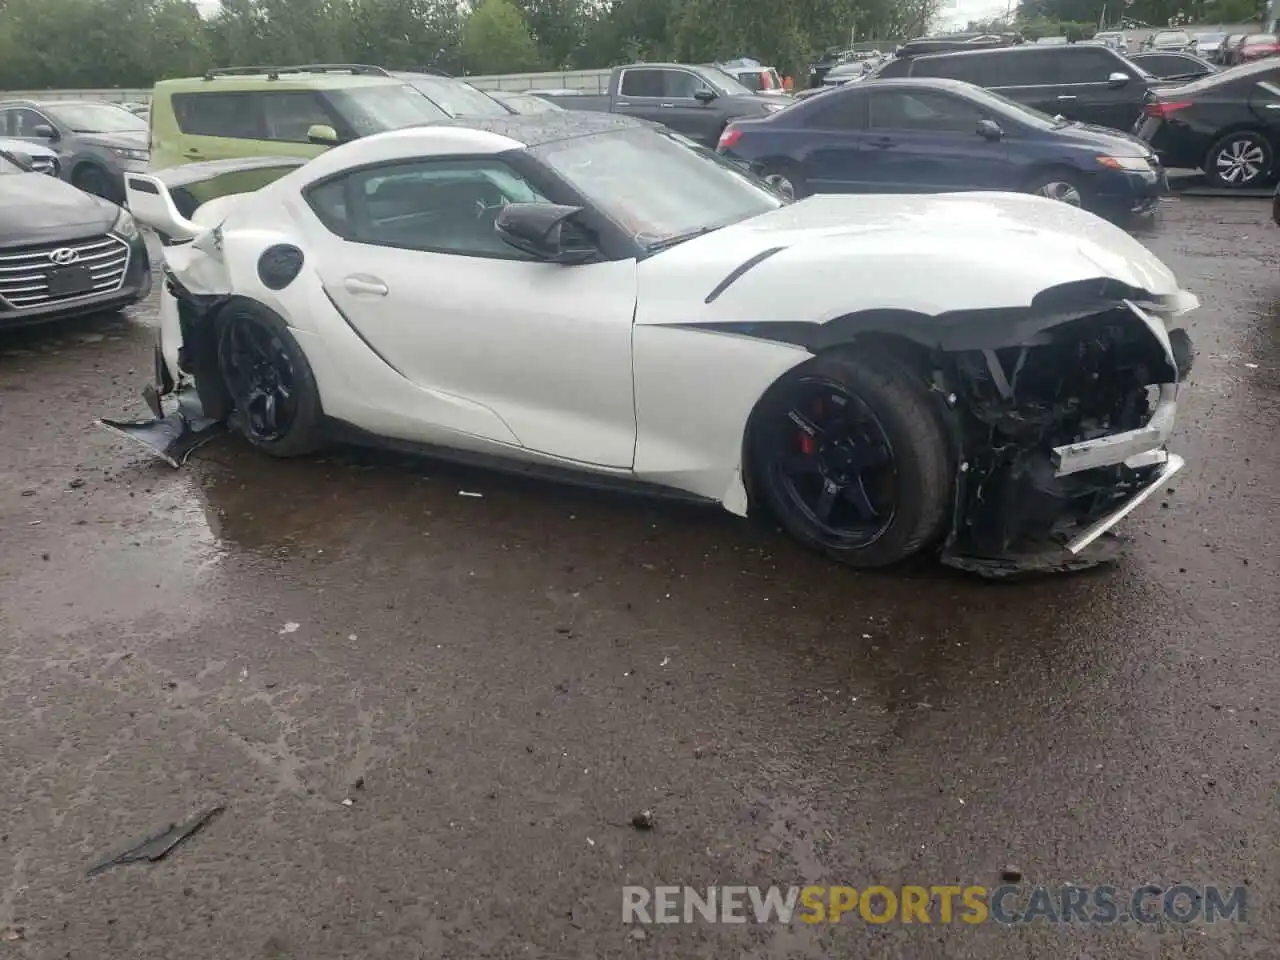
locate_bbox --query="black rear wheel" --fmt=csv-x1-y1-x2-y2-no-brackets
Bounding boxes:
1204,130,1272,188
751,351,953,567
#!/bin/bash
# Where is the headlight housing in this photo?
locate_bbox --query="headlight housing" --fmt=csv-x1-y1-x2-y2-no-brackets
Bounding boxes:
111,207,138,239
1097,155,1154,172
111,147,150,163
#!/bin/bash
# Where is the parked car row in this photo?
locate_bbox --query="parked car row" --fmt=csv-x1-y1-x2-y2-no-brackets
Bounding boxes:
717,78,1166,219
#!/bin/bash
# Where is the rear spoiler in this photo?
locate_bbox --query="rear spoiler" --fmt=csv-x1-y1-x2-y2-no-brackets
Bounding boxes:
126,173,202,242
126,156,307,241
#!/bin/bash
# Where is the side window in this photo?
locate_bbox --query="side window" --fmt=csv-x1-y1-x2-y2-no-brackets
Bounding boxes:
663,70,710,99
873,58,912,79
802,91,867,129
912,54,992,85
171,92,261,138
992,51,1052,86
867,89,981,133
308,159,554,259
619,69,663,98
307,179,350,234
8,108,50,136
259,91,338,143
1059,49,1124,84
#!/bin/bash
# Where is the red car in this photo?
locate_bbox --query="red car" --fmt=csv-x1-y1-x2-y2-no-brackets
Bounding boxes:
1237,33,1280,63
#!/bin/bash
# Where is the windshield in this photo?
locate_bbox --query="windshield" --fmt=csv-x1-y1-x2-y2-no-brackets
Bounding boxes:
700,67,755,97
1170,56,1279,92
1245,33,1278,44
327,85,449,135
1154,32,1191,44
400,76,508,117
47,103,146,134
965,86,1071,129
1195,33,1226,42
533,126,783,248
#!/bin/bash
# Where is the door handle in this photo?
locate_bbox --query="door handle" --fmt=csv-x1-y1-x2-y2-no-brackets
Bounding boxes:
616,100,631,107
1057,95,1077,101
660,102,675,108
870,137,894,149
1266,103,1280,109
343,275,388,297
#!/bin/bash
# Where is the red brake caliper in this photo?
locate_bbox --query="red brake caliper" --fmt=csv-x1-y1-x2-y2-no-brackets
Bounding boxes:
798,399,822,455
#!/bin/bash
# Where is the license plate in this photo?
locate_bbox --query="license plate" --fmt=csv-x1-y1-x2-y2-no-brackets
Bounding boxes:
46,265,94,298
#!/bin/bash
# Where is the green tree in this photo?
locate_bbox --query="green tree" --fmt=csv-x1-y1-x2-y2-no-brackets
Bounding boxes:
461,0,542,73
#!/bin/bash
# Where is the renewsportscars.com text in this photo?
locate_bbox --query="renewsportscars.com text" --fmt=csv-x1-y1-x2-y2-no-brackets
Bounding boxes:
622,884,1248,925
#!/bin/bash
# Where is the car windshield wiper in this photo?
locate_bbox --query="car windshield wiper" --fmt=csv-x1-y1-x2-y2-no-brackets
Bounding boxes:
644,225,720,253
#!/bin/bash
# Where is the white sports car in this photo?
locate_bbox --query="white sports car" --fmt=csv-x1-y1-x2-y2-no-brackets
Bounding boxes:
109,113,1195,575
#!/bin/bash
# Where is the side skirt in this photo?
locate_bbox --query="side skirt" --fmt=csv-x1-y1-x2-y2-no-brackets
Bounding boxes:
322,418,718,506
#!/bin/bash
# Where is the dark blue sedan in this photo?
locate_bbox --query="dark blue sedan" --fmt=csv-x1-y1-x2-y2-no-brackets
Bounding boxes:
716,78,1168,218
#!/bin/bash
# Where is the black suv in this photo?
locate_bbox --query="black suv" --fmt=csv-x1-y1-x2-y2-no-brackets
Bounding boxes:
870,44,1156,131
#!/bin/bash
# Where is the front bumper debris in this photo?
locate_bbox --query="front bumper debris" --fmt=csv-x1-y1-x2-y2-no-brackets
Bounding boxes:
97,382,223,469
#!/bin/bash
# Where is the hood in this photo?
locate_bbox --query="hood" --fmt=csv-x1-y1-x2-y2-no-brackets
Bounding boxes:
0,173,118,245
1057,120,1153,155
635,192,1187,329
77,130,149,152
0,137,57,160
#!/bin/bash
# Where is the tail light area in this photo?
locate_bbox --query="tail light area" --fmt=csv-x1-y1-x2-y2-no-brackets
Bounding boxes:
1143,100,1192,119
718,125,743,151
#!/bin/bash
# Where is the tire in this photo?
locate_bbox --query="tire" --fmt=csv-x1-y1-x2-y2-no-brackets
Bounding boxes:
759,162,809,200
215,302,324,458
72,163,121,204
1023,168,1086,207
1204,130,1272,189
750,350,953,568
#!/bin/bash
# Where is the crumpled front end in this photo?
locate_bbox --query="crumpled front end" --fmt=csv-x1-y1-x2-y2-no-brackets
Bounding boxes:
938,290,1194,576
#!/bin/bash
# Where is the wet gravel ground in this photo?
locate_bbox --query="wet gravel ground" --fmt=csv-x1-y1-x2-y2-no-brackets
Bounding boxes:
0,198,1277,959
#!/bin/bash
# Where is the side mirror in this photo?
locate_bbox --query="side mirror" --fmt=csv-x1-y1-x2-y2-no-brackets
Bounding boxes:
31,124,58,141
495,202,597,264
976,119,1003,140
693,88,718,104
307,124,339,145
1107,71,1130,87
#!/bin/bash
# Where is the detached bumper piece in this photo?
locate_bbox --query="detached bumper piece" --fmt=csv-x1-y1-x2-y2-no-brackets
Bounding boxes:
98,382,224,469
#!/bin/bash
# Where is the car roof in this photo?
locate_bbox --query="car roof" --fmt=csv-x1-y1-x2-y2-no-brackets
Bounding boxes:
435,112,647,146
154,71,404,92
854,77,985,94
907,43,1093,64
0,99,132,109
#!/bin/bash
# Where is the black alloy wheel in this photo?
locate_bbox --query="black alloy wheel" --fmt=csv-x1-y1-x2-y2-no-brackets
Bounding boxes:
768,378,898,548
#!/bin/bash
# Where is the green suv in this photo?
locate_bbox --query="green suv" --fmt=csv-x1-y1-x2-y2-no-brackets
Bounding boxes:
149,64,452,172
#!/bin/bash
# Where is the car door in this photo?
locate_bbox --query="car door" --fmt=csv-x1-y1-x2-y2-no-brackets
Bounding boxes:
615,68,667,127
1052,48,1146,129
303,156,639,468
1248,75,1280,137
798,89,869,191
168,91,337,164
0,106,67,165
858,87,1012,192
658,69,728,143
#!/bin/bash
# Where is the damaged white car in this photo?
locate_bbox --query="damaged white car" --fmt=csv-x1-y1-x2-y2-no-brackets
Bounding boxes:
108,113,1195,575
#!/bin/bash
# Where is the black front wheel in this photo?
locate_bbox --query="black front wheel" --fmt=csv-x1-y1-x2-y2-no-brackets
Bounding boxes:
72,164,121,204
216,303,324,457
751,351,953,568
759,163,808,201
